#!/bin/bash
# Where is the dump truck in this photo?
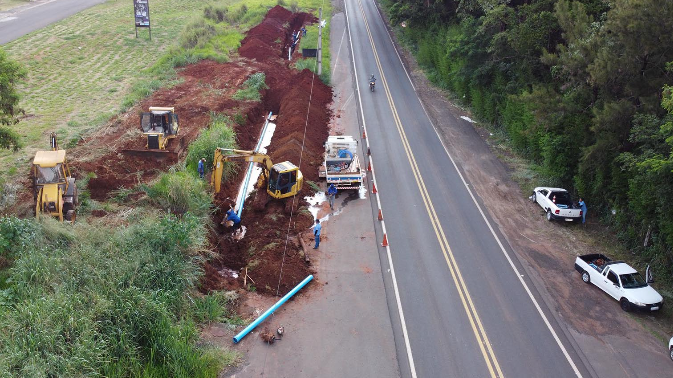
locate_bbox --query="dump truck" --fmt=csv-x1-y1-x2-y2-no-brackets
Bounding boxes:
31,133,78,222
318,136,364,189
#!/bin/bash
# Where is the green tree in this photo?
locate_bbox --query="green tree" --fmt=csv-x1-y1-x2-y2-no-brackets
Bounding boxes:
0,47,26,151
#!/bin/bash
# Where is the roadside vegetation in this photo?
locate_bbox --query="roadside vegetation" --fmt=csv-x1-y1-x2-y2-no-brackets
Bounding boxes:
382,0,673,289
0,0,330,376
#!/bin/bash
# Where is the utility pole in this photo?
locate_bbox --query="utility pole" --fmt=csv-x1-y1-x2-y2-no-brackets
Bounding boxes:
317,7,323,76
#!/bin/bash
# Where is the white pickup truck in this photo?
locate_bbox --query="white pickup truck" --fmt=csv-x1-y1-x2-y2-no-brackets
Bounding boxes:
574,254,663,312
530,187,582,222
318,136,364,189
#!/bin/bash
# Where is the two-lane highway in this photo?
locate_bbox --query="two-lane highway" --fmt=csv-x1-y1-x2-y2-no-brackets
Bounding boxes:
345,0,591,376
0,0,107,45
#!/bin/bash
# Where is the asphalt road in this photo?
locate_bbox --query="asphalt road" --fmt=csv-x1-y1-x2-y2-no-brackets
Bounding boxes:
0,0,107,45
345,0,594,377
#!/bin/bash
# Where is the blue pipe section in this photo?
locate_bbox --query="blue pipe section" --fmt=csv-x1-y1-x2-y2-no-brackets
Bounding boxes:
236,111,273,218
233,274,313,343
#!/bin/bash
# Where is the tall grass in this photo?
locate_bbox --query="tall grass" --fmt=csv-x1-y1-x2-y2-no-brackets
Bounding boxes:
0,214,239,377
146,168,213,218
186,113,238,182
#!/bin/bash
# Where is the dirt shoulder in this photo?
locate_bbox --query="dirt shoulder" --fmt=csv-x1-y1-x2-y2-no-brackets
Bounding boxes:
374,3,672,378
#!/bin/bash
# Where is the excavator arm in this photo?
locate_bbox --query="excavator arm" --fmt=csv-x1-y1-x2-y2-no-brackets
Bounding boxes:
211,148,274,193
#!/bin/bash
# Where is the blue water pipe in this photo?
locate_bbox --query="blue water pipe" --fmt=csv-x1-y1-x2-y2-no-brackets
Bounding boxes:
233,274,313,343
236,112,273,218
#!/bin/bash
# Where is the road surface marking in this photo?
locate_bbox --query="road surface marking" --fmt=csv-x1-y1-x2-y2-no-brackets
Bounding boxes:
355,0,504,376
369,2,584,377
344,2,418,378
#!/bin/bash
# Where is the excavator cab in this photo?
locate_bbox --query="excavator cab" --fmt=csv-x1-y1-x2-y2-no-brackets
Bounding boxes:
32,133,77,222
268,162,302,198
140,106,179,150
211,148,303,199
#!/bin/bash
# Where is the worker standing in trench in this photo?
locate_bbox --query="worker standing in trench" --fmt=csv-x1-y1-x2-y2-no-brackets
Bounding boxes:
223,208,242,233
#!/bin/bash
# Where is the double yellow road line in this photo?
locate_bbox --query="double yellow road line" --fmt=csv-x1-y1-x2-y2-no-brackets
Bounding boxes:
354,0,503,376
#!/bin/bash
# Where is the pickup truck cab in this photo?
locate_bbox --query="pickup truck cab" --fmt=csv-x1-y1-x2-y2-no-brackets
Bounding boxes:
531,187,582,222
574,254,663,312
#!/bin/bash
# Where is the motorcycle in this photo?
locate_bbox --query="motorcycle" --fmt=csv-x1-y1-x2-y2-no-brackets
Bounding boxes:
369,80,375,92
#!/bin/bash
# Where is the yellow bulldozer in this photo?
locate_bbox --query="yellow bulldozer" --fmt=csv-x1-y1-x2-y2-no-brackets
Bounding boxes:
31,133,78,222
140,106,179,150
211,148,303,203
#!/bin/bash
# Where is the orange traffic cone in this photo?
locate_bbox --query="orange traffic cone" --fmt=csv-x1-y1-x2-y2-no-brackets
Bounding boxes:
367,161,372,172
367,147,371,156
381,233,389,247
362,130,367,139
372,181,378,194
378,209,383,221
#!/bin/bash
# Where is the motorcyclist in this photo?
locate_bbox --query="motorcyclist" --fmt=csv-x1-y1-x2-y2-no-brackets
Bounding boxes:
369,74,376,84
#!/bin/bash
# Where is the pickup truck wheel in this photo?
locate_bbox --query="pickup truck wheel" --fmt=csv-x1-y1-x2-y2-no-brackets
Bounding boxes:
530,192,536,203
581,271,590,284
620,298,632,312
546,210,553,221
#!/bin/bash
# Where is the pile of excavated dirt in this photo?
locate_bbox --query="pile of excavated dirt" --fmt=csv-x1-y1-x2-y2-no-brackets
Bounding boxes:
63,6,331,296
202,6,330,296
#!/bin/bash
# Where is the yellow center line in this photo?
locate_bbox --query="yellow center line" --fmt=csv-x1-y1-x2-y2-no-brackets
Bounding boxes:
355,0,504,376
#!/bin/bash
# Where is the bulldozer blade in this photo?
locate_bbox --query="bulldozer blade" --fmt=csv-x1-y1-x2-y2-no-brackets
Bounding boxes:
121,149,177,161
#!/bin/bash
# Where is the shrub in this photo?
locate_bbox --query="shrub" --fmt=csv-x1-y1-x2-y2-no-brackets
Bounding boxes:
185,113,238,183
147,170,212,217
180,19,217,49
232,72,268,101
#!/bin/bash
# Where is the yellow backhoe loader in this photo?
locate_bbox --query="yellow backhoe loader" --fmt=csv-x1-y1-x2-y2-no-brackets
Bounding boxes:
211,148,303,202
31,133,78,222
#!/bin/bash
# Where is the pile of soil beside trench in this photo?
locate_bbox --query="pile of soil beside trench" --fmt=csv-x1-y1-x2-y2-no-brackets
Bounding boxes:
203,6,330,296
59,5,330,296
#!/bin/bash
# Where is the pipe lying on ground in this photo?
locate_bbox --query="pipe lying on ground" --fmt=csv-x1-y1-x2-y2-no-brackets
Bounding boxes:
233,274,313,343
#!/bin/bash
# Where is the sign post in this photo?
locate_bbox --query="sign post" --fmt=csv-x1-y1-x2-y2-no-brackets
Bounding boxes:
133,0,151,40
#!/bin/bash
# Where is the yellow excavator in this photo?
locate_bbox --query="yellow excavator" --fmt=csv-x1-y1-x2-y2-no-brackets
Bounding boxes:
211,148,303,200
31,133,78,222
140,106,179,150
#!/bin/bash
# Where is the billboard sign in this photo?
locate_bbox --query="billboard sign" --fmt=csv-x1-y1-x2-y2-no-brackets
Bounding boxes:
134,0,150,27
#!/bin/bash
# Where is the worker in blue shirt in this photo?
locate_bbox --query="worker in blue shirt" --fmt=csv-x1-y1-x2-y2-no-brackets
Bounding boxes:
578,198,587,225
225,208,241,231
312,219,322,249
327,184,337,210
197,158,205,179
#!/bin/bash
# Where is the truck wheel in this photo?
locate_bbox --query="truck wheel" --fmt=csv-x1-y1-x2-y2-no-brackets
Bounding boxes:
620,298,632,312
581,271,590,284
546,210,552,221
669,346,673,361
530,192,536,203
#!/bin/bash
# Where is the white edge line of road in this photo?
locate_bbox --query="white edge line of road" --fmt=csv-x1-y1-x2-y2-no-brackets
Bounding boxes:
344,2,418,378
370,1,583,377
